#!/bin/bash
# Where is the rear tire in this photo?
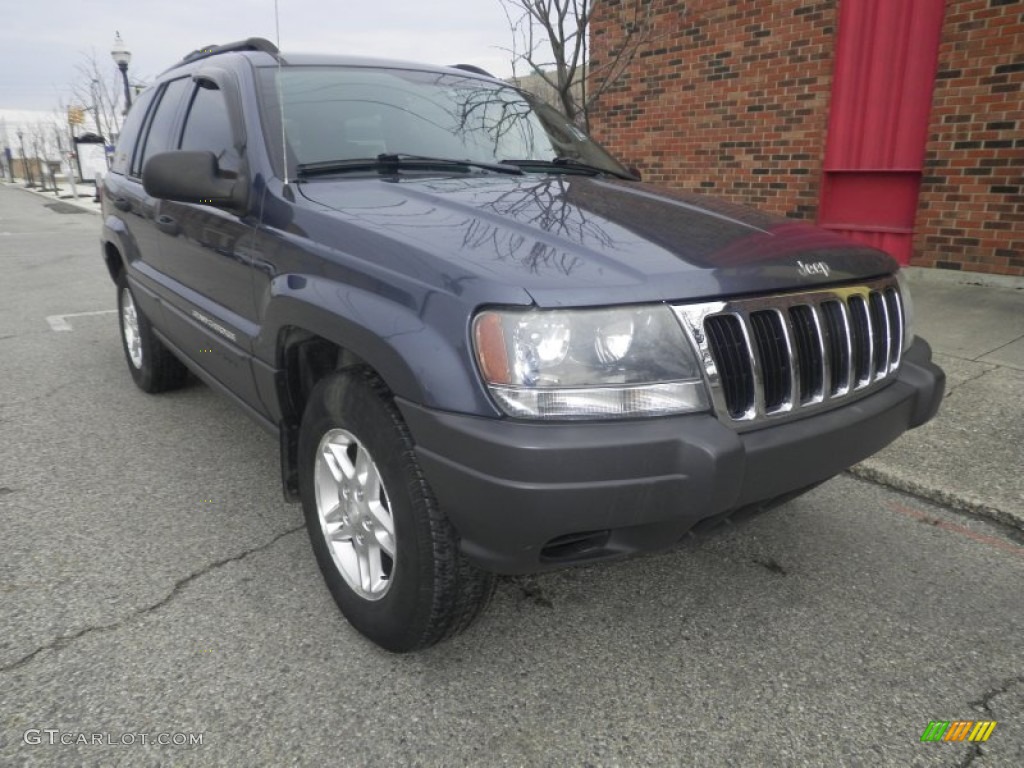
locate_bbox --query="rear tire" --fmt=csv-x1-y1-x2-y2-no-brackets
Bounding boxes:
298,369,495,652
117,272,188,393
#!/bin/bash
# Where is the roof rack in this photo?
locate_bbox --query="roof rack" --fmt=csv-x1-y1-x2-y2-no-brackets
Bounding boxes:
161,37,280,74
449,64,496,78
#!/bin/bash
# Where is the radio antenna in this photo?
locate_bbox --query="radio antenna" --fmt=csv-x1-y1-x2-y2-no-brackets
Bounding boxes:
275,0,289,185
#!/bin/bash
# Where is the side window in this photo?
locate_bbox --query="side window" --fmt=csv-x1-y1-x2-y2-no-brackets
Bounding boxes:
180,84,240,175
132,77,190,177
110,88,156,175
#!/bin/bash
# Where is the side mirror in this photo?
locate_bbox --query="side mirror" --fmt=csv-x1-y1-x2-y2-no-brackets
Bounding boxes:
627,166,643,182
142,151,248,211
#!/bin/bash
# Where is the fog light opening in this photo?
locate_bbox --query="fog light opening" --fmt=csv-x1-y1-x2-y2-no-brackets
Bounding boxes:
540,530,612,562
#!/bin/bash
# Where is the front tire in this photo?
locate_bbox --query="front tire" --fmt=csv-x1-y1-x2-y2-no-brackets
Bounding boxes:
116,273,188,393
298,369,495,652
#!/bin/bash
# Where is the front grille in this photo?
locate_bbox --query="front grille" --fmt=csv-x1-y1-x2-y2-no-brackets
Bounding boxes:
674,276,905,427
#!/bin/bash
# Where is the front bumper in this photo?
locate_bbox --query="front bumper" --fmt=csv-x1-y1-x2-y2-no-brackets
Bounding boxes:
397,339,944,574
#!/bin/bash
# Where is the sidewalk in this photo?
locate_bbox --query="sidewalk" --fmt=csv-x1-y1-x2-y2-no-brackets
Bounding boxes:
852,268,1024,531
2,178,102,214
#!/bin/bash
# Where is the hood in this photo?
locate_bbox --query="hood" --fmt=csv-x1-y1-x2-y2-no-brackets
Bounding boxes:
296,174,897,307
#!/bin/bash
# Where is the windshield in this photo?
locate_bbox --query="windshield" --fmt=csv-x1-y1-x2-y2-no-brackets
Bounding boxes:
257,66,631,177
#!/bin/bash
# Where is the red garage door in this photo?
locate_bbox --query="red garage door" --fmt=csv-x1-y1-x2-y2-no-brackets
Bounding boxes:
818,0,946,264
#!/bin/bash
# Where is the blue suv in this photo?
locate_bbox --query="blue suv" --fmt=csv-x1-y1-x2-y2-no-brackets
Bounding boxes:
100,39,944,651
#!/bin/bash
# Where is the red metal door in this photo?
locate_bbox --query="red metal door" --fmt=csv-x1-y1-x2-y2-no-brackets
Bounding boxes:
818,0,946,264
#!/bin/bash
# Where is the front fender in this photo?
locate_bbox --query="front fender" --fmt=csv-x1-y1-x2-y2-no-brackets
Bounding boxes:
256,274,502,416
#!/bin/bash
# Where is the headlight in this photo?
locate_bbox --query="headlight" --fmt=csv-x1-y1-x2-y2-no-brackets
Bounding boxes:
895,269,915,351
472,305,708,419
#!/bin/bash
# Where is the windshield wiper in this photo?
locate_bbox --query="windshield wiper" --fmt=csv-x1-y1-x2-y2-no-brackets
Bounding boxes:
500,157,636,180
296,153,523,178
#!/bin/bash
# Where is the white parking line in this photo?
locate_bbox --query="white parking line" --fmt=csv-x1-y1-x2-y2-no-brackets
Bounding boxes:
46,310,117,332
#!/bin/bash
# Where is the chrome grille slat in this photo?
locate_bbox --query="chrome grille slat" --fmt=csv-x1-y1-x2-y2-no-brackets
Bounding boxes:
778,308,801,409
870,291,891,377
807,303,828,404
736,312,766,419
884,287,903,371
673,276,905,430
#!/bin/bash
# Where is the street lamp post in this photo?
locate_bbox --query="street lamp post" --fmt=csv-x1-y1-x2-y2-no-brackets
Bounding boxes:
16,130,34,187
110,32,132,114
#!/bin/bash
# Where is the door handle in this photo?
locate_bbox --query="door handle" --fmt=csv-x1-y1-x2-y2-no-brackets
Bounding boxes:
155,215,180,236
113,197,131,212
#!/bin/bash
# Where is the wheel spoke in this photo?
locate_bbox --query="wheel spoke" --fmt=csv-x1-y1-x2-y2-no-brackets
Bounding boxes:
364,539,385,589
361,464,381,502
367,499,393,537
323,441,354,483
354,539,373,593
372,525,396,558
322,501,345,524
354,448,371,487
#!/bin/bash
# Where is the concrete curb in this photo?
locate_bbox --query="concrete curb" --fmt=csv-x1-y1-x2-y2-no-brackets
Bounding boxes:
4,181,101,214
905,265,1024,291
849,463,1024,534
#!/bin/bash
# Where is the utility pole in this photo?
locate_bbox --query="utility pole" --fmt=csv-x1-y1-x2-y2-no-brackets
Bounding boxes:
63,108,81,199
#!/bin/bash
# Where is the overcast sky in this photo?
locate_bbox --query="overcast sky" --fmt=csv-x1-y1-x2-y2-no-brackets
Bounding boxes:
0,0,519,115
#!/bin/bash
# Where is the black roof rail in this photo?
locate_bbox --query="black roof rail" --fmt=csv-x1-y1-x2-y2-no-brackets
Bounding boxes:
161,37,280,74
449,64,496,78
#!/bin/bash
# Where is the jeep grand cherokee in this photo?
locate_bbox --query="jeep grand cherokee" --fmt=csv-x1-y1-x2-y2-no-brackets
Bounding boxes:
99,38,945,652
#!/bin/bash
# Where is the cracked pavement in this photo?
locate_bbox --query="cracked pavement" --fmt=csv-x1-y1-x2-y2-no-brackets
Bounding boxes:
2,525,305,675
2,184,1022,766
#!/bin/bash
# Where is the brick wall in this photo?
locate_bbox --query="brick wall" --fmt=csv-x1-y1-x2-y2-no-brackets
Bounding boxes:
590,0,836,220
915,0,1023,275
589,0,1023,275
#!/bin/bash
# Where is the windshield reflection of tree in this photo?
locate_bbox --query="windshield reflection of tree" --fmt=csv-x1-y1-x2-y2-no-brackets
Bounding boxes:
448,82,543,160
279,72,625,277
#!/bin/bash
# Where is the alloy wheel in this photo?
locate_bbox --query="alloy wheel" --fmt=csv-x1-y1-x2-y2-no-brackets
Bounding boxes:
121,287,143,369
314,428,396,600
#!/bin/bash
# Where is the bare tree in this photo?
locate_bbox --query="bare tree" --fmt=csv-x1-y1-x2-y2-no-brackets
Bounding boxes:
498,0,662,129
67,49,126,141
26,121,58,190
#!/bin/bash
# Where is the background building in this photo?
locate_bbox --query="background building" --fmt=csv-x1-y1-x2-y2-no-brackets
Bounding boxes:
589,0,1022,277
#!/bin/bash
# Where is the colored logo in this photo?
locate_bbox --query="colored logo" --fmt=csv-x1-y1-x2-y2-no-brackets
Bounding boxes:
920,721,997,742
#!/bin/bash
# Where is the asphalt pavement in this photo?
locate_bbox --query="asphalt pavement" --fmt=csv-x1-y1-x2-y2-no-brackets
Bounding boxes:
1,182,1021,767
